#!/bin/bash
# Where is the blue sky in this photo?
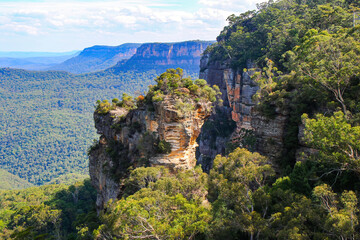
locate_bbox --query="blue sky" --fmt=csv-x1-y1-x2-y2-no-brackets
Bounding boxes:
0,0,264,52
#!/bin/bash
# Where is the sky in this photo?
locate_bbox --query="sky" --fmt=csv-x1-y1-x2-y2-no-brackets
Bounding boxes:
0,0,265,52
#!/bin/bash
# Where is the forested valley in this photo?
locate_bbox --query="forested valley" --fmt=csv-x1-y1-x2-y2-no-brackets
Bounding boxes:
0,68,160,185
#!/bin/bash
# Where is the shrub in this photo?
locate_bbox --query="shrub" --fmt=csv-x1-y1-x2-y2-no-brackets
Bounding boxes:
95,100,115,115
117,93,136,110
157,140,172,154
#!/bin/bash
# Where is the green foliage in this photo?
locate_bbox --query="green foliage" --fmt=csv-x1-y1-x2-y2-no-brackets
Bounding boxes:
97,189,210,240
251,58,281,103
0,68,160,185
213,0,353,72
288,162,313,196
146,68,221,105
157,140,172,154
95,99,115,115
175,99,195,117
303,111,360,173
123,166,170,196
313,184,359,239
96,167,210,240
47,173,89,185
209,148,275,239
288,29,360,115
123,166,208,202
0,179,99,240
116,93,136,110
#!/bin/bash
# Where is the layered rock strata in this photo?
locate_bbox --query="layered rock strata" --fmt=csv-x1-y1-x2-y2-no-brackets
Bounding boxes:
89,96,212,210
199,55,288,165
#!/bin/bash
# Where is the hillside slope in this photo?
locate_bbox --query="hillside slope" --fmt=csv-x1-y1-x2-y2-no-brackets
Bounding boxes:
0,169,34,190
49,43,141,74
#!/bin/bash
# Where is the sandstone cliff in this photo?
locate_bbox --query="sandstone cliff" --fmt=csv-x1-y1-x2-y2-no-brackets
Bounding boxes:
198,54,289,169
89,80,214,210
113,40,214,74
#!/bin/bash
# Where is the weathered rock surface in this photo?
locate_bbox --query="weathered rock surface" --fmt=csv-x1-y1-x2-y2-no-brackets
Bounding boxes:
199,54,289,166
89,96,212,210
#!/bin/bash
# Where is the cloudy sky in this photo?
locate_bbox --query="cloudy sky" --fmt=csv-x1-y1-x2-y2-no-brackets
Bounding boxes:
0,0,264,52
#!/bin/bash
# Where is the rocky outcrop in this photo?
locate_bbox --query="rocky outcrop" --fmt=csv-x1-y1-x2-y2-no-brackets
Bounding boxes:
89,96,212,210
199,54,289,166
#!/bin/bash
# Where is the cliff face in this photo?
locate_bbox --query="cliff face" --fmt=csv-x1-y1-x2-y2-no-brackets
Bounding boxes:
113,41,214,73
89,96,212,210
199,54,288,167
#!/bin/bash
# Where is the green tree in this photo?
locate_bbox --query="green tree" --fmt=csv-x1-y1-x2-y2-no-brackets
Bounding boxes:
95,189,210,240
313,184,359,239
302,111,360,174
209,148,275,240
251,58,280,101
291,29,360,115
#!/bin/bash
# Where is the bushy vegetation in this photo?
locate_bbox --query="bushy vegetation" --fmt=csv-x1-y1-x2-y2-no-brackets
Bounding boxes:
206,0,360,169
89,147,359,239
145,68,222,109
0,179,99,239
95,166,210,240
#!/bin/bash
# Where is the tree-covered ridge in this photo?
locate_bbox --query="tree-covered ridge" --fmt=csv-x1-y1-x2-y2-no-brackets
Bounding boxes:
204,0,360,163
191,0,360,238
208,0,357,71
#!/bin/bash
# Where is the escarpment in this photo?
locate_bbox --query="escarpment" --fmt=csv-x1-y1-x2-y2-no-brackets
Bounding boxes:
89,69,217,210
112,41,214,73
198,54,289,169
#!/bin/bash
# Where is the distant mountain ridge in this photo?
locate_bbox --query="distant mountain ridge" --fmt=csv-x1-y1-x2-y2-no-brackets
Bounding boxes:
0,41,215,74
48,43,141,74
0,55,78,71
111,40,215,73
0,50,79,58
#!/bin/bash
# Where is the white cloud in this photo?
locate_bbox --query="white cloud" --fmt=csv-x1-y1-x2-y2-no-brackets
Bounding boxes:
198,0,264,11
0,0,261,51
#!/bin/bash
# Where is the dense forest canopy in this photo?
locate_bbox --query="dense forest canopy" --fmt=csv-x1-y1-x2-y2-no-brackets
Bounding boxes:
0,68,160,185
